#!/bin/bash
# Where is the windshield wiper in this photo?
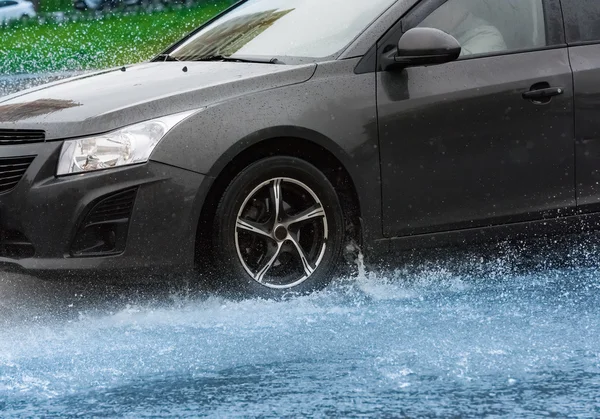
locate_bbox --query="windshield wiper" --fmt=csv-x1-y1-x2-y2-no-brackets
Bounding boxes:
193,55,284,64
155,54,181,62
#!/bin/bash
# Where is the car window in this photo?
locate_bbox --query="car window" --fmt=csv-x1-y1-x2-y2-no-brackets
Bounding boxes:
170,0,397,61
417,0,548,57
562,0,600,44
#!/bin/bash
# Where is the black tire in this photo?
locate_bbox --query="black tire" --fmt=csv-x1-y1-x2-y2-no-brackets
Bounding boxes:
212,156,345,297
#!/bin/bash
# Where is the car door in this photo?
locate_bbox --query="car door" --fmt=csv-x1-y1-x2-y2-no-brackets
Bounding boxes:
377,0,575,238
561,1,600,212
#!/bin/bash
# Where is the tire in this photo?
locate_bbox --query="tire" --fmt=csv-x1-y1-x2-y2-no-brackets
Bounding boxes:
212,156,345,297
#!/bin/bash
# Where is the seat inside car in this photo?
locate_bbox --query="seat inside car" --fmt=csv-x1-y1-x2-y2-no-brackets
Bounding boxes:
457,0,546,50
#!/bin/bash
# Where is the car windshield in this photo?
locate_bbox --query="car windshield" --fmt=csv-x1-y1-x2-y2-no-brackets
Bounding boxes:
169,0,397,62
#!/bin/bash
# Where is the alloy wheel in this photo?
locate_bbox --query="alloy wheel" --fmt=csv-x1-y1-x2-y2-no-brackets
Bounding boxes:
234,177,328,289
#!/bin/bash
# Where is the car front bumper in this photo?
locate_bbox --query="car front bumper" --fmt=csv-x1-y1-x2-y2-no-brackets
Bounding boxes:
0,140,207,282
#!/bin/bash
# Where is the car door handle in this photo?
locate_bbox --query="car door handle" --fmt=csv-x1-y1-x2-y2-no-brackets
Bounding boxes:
522,87,564,101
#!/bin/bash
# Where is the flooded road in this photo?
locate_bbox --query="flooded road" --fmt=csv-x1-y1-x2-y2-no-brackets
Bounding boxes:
1,75,600,417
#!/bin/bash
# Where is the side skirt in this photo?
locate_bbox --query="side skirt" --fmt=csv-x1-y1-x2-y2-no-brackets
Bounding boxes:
370,211,600,262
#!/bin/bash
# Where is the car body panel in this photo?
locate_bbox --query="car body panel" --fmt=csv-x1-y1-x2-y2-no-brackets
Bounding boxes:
378,48,576,237
151,58,385,247
570,44,600,212
0,156,206,279
0,62,317,141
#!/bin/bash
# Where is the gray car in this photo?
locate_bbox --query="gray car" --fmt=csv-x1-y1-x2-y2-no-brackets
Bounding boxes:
1,0,600,296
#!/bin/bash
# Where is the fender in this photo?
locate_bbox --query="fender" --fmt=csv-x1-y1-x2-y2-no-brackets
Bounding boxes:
151,58,385,249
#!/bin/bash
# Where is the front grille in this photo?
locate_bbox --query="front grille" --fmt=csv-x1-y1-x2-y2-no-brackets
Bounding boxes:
71,188,137,256
0,230,35,259
0,156,35,194
0,129,45,145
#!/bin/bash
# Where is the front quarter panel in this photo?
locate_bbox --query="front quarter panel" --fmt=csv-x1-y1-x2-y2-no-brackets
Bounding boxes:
151,59,384,247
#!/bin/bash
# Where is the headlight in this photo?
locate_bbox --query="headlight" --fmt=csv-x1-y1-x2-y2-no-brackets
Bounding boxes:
56,110,197,176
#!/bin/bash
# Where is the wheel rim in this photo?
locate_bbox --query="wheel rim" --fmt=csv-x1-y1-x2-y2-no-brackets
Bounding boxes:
234,177,328,289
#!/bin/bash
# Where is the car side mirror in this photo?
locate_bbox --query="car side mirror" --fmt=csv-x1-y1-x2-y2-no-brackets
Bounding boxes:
382,27,462,71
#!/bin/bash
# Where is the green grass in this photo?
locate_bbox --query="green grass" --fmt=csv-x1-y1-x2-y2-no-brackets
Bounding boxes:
1,2,231,74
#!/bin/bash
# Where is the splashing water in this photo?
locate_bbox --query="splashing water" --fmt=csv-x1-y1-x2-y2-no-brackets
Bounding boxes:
1,75,600,417
2,233,600,417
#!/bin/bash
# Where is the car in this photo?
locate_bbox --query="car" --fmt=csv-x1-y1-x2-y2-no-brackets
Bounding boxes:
73,0,127,11
73,0,179,11
73,0,111,11
0,0,35,23
0,0,599,296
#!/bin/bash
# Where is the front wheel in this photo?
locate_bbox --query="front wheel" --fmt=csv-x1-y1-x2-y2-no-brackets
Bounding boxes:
212,157,345,296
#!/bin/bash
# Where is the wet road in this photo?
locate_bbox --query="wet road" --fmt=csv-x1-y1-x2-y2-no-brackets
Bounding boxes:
2,75,600,417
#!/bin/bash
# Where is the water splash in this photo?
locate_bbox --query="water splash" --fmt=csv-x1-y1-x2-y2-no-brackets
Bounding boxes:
2,234,600,417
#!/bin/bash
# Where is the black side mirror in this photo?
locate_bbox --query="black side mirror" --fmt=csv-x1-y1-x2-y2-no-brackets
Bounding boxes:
382,27,461,71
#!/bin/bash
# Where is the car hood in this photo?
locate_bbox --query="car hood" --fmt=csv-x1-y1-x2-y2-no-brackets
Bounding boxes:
0,61,317,140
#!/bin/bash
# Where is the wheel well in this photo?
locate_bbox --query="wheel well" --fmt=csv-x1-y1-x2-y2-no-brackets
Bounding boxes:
194,137,362,271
